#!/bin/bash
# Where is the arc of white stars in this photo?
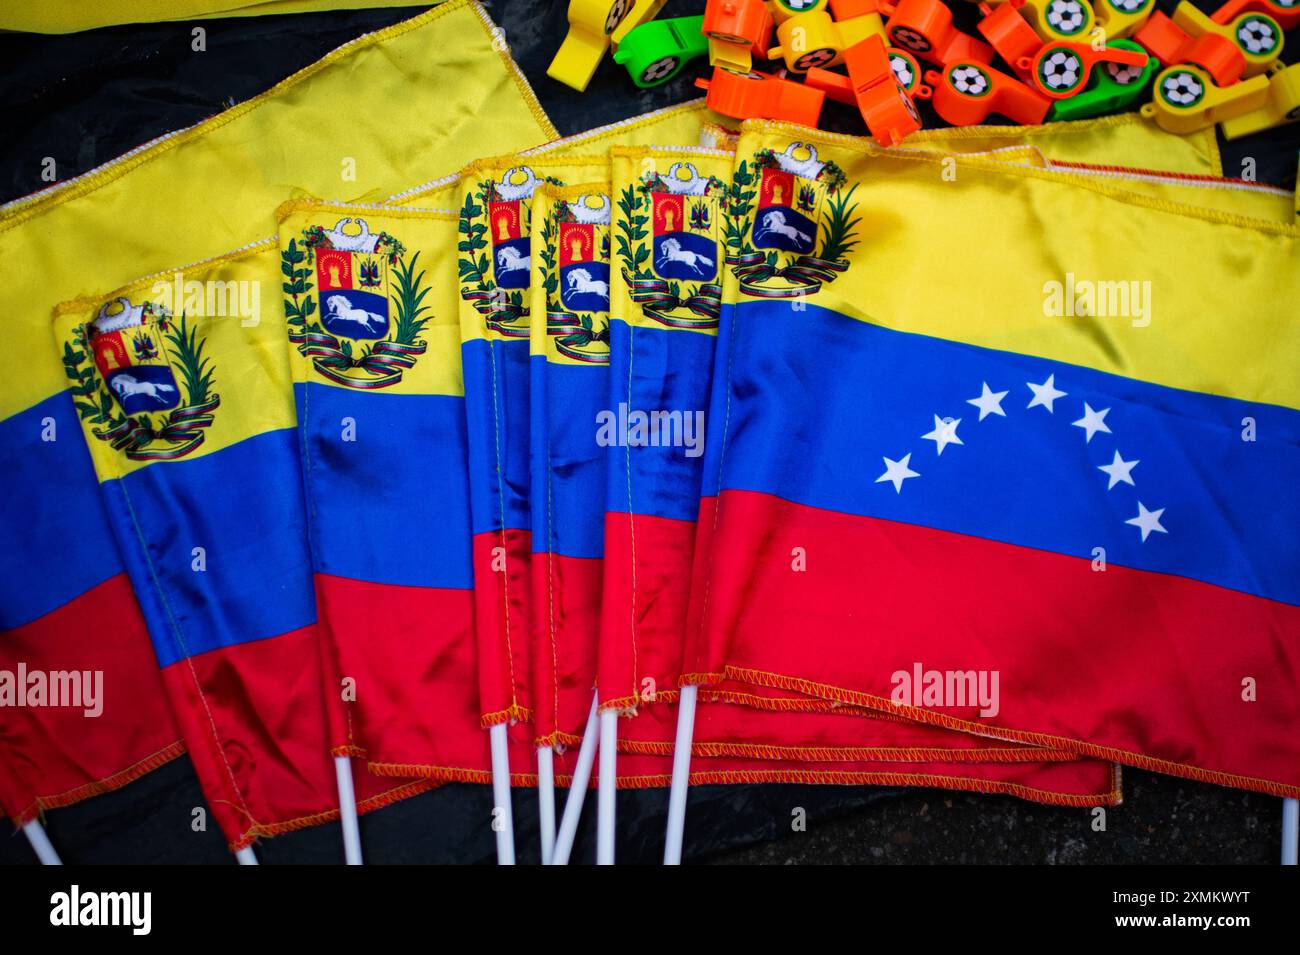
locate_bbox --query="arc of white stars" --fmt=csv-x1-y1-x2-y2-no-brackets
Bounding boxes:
1126,501,1167,542
1072,402,1112,443
921,415,963,455
1098,450,1139,490
967,382,1008,421
876,453,920,493
1026,374,1067,412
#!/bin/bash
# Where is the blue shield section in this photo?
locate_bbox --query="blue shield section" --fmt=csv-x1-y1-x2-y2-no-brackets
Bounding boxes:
493,237,532,289
653,231,718,282
105,364,181,415
751,204,818,255
320,288,389,340
560,261,611,313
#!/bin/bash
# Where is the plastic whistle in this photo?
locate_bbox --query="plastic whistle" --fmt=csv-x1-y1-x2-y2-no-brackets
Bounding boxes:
1092,0,1157,40
695,65,826,125
1011,0,1098,44
1211,0,1300,33
613,15,710,87
1172,1,1284,78
1141,62,1271,133
978,1,1047,80
810,34,925,144
1047,38,1157,120
1020,40,1149,98
806,44,925,99
1134,12,1246,86
1219,61,1300,139
768,0,833,22
923,60,1052,124
547,0,669,92
881,0,996,66
704,0,775,72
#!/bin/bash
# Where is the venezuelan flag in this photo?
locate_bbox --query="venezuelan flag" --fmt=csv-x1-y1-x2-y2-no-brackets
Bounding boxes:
53,243,433,848
686,123,1300,799
601,147,1120,802
277,200,522,782
0,0,553,822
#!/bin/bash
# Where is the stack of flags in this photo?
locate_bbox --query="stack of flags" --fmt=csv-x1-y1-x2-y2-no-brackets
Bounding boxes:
2,0,1298,865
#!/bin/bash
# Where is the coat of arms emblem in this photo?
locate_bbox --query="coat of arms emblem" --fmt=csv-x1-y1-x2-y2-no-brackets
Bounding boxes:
726,142,860,299
282,218,429,389
540,193,612,364
616,161,727,330
63,298,220,461
459,165,563,337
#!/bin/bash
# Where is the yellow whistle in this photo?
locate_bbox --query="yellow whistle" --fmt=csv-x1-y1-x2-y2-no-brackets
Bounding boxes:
547,0,669,92
766,0,831,24
1093,0,1156,41
767,9,885,72
1171,1,1283,79
1142,63,1271,134
1220,62,1300,140
1017,0,1098,44
708,35,756,72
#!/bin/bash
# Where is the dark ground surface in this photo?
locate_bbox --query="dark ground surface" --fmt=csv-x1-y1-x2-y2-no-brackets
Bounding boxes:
1,2,1296,864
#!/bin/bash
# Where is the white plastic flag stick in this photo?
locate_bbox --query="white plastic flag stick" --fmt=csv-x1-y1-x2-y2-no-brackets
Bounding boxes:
489,722,516,864
235,847,259,865
334,755,363,865
596,708,618,865
1283,798,1298,865
662,683,698,865
22,819,61,865
552,691,599,865
537,745,557,865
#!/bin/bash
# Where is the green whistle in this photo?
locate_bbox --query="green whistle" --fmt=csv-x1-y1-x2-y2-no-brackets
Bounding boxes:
613,15,709,88
1048,39,1156,122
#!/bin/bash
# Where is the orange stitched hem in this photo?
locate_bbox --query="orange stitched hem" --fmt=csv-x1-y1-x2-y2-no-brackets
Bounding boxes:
533,730,585,749
330,744,367,760
9,740,186,826
227,778,437,851
479,704,534,729
711,664,1300,800
604,686,888,718
370,762,1118,806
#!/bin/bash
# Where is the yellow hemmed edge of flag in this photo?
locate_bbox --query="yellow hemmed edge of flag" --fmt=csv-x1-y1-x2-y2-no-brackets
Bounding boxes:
0,0,451,34
276,199,465,398
394,99,723,209
732,120,1300,412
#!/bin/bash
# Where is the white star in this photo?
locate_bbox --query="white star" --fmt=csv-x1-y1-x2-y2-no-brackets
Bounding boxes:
876,453,920,493
1097,450,1139,490
1026,374,1067,413
1125,501,1167,542
921,415,963,456
1072,402,1112,442
967,382,1008,421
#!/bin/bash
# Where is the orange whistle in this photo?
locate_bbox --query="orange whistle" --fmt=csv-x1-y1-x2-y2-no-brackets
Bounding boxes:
977,1,1045,80
704,0,775,51
923,60,1052,124
884,0,996,66
695,67,827,125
